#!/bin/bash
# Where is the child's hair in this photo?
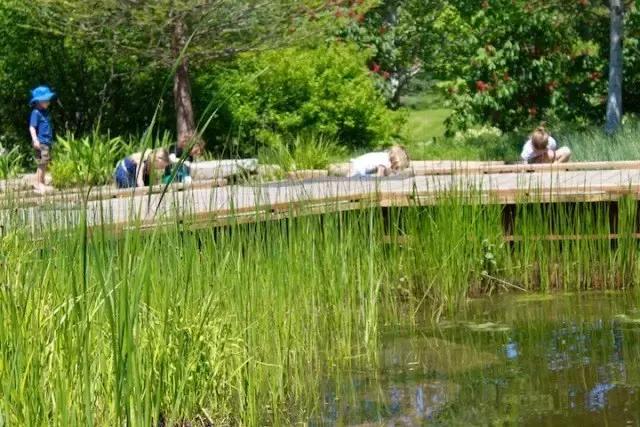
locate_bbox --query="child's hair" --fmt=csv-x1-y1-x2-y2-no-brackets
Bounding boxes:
140,148,169,161
388,145,410,171
151,148,170,165
531,126,550,151
190,141,205,156
140,148,170,167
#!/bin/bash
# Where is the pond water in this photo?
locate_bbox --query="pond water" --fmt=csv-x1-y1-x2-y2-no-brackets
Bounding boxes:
316,292,640,426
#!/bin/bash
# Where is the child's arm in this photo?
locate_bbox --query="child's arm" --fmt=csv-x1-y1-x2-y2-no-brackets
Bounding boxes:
376,165,390,177
29,110,41,148
136,162,146,188
29,127,40,149
521,140,535,163
169,152,192,169
136,170,146,187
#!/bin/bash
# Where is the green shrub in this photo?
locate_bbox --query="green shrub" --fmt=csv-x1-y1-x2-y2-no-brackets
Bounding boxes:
0,145,25,179
258,134,346,172
50,132,127,188
197,45,403,155
49,158,76,188
452,126,503,146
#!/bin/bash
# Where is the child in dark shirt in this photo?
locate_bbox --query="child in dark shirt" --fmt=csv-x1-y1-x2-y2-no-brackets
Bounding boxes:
114,149,170,189
163,141,205,184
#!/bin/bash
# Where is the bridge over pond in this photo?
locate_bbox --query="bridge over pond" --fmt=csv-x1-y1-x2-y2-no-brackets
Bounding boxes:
4,161,640,237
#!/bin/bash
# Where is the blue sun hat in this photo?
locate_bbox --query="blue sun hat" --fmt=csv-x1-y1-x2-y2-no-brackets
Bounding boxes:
29,86,56,105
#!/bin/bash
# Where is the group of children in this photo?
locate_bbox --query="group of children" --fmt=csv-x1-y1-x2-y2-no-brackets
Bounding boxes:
28,86,204,191
27,85,572,191
345,126,571,177
113,140,204,189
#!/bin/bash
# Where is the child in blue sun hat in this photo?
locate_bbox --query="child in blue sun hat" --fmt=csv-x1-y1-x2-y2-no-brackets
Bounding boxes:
28,85,56,192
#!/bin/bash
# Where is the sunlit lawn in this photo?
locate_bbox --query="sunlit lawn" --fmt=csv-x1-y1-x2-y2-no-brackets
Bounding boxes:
398,93,493,161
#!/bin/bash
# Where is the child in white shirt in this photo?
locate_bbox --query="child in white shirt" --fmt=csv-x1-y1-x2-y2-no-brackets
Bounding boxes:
348,145,410,177
521,127,571,164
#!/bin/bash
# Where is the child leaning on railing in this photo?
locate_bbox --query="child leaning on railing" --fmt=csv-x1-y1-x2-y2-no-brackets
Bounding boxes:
348,145,410,177
521,126,572,164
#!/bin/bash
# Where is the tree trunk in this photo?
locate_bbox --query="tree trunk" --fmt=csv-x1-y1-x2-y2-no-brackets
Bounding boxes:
172,18,197,147
390,64,422,108
605,0,623,135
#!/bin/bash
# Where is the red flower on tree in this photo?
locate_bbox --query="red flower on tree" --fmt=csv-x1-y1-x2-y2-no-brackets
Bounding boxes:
475,80,489,92
589,71,603,81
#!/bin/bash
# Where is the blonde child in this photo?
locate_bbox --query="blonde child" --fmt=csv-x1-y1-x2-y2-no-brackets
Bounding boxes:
521,127,571,164
114,148,170,188
348,145,410,177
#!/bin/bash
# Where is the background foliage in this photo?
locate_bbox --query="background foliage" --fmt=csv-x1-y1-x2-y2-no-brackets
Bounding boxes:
339,0,445,106
196,45,401,155
438,0,611,131
0,1,170,150
1,0,640,169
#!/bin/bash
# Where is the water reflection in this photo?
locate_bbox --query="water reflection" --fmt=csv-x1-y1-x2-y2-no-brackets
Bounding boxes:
318,379,458,426
505,340,518,360
316,293,640,426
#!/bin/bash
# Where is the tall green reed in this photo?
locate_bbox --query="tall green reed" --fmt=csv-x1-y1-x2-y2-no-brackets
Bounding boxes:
0,186,639,425
0,200,391,425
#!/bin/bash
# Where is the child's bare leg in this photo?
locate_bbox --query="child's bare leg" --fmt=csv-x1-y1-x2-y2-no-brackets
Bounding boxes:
36,166,45,184
34,165,47,190
34,146,50,189
553,147,572,164
546,149,556,163
532,150,555,164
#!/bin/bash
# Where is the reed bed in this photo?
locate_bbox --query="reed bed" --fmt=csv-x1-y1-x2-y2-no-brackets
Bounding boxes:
0,189,638,425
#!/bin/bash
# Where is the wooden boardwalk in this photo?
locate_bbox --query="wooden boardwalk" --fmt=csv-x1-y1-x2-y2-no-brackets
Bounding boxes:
6,161,640,233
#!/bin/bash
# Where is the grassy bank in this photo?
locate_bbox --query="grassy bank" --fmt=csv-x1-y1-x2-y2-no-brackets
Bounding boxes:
561,120,640,161
1,191,639,424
